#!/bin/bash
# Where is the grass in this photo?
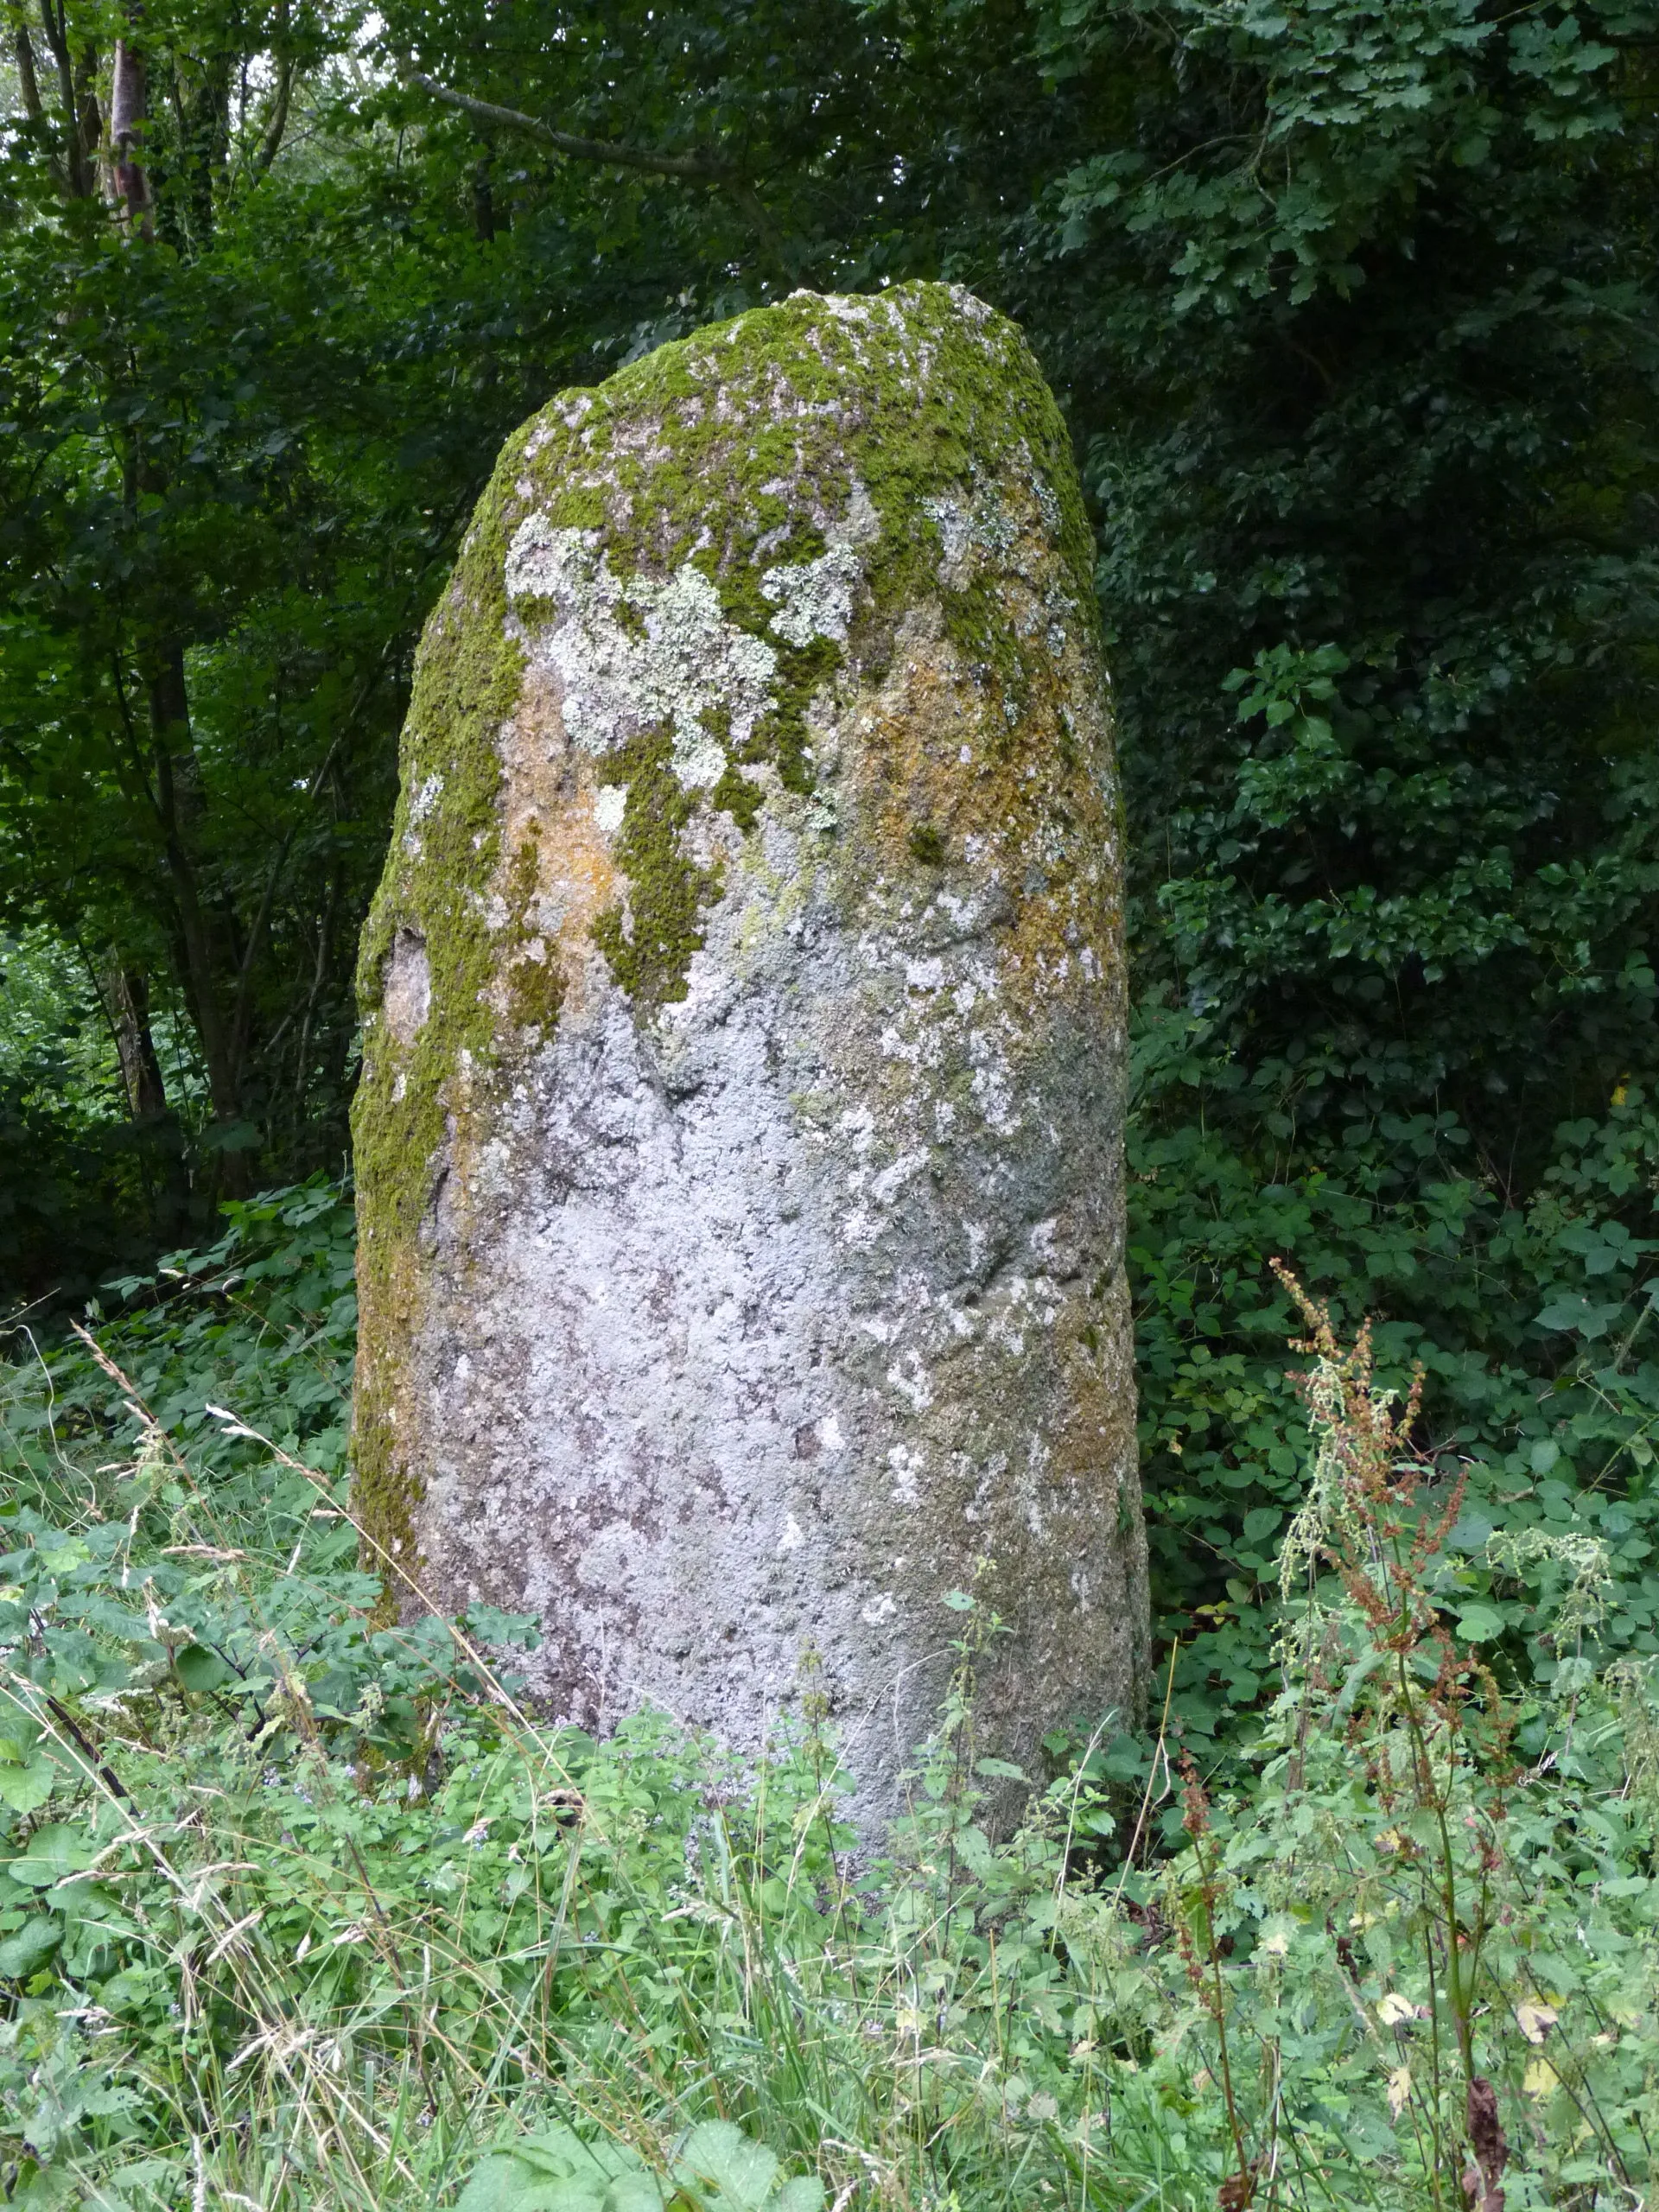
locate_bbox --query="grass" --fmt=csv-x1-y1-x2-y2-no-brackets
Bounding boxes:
0,1186,1655,2211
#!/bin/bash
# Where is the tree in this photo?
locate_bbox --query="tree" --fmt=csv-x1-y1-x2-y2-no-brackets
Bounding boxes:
0,0,543,1188
1006,0,1659,1183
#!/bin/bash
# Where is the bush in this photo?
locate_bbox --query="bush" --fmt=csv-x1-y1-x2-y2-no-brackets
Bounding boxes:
1128,1049,1659,1777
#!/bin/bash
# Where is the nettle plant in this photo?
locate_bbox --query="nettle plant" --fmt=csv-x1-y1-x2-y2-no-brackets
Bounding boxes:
1069,1268,1656,2211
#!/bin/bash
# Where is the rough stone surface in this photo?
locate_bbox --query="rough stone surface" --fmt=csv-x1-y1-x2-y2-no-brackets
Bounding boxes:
352,281,1147,1823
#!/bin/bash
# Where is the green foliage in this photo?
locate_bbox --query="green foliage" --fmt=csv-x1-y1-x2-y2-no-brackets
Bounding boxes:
459,2120,824,2212
1127,1060,1659,1764
1042,0,1659,1156
0,0,582,1234
1,1205,1656,2209
0,932,167,1301
2,0,1658,2187
1065,1285,1659,2209
13,1175,360,1494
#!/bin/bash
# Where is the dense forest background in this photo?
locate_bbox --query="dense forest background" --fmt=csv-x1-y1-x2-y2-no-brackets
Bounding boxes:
1,0,1656,1726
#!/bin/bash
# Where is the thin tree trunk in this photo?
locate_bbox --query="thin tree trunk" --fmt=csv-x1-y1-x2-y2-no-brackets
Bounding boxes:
99,961,168,1116
292,874,337,1119
9,9,40,111
8,13,69,192
35,0,97,197
472,153,497,242
228,829,295,1089
108,31,151,232
254,3,292,179
146,644,239,1128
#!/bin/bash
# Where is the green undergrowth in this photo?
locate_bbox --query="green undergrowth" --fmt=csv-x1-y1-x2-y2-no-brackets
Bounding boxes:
1114,1033,1659,1802
6,1178,360,1513
2,1160,1658,2209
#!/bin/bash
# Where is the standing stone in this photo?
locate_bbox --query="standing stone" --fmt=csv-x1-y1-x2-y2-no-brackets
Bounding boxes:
352,282,1147,1822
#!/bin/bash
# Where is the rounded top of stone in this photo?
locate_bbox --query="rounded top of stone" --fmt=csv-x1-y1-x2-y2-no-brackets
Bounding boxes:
496,280,1094,644
597,278,1012,402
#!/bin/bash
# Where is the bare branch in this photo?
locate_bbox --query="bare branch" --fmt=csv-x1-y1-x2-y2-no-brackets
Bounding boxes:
397,62,730,182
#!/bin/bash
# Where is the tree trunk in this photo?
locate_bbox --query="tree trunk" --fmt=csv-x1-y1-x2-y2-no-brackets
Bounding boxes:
472,154,497,242
9,10,41,112
34,0,98,198
108,31,151,232
254,5,292,177
146,644,240,1128
99,961,168,1117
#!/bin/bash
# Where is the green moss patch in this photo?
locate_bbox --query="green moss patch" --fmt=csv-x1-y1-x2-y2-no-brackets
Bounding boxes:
590,729,721,1012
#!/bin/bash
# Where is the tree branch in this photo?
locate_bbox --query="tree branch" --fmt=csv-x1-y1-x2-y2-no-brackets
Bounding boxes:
254,52,293,173
254,0,292,175
397,62,730,182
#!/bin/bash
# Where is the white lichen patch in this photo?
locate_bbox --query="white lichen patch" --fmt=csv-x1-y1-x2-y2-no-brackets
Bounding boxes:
761,541,864,646
505,518,779,789
401,770,448,857
383,928,430,1045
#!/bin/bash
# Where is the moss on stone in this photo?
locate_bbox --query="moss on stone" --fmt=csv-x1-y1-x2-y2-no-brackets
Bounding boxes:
350,424,542,1565
589,728,721,1010
502,833,568,1033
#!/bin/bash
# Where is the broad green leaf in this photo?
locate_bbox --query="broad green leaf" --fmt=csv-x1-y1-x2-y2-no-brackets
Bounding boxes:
0,1916,63,1978
460,2130,657,2212
771,2183,824,2212
175,1645,234,1694
1454,1605,1506,1643
6,1824,92,1890
455,2152,556,2212
676,2123,779,2209
0,1755,59,1814
1535,1297,1623,1339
